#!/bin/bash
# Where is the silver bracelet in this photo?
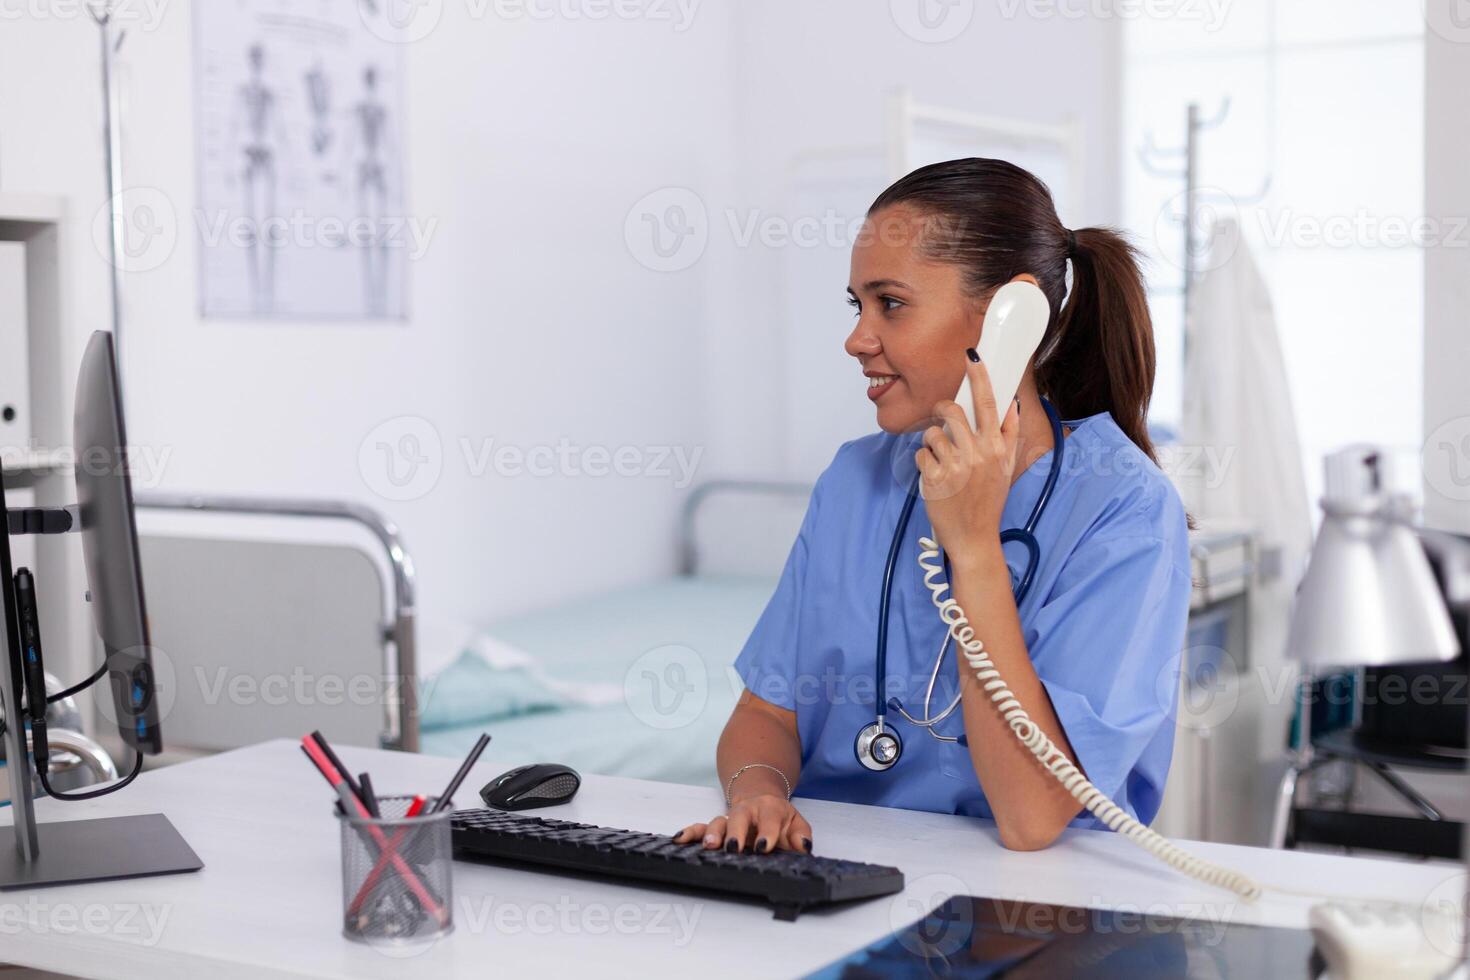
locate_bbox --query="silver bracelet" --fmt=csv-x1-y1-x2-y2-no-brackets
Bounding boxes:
725,763,792,808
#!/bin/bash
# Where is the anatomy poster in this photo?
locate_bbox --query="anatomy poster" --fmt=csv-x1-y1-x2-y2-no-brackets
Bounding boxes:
194,0,410,320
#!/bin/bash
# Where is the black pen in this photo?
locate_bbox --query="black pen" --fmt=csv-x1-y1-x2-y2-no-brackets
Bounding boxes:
358,772,381,818
430,733,491,813
309,730,365,807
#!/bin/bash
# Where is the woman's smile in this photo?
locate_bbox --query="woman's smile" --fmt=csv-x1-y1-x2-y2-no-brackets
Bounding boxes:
865,371,900,402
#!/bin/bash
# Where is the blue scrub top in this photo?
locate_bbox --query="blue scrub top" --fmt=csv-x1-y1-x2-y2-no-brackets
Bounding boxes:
734,411,1191,828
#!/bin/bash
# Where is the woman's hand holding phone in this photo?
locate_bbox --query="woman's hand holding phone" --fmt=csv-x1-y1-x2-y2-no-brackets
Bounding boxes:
917,353,1021,565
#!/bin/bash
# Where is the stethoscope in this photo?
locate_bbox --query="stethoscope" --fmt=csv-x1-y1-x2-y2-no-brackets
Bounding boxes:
854,397,1067,772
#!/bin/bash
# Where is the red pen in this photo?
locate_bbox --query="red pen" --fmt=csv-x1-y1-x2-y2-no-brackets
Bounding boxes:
300,740,447,925
347,794,429,920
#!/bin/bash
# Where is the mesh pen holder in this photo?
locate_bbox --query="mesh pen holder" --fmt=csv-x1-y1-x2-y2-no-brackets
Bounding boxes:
338,795,454,944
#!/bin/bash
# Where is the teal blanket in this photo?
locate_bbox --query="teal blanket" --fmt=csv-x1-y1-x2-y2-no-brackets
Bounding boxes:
418,575,776,787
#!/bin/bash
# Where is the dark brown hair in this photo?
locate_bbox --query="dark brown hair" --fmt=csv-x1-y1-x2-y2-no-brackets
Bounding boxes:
869,158,1158,462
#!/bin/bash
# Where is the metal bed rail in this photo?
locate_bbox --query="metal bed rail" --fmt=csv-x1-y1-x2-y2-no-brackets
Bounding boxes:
676,479,813,577
132,491,419,752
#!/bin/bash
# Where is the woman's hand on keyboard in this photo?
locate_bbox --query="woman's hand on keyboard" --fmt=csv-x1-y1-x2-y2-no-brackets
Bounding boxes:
673,795,813,855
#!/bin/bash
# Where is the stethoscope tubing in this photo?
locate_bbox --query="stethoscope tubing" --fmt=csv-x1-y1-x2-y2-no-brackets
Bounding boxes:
874,477,923,726
871,398,1066,751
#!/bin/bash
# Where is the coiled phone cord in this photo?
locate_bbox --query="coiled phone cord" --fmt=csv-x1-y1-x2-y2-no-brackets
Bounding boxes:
916,535,1264,902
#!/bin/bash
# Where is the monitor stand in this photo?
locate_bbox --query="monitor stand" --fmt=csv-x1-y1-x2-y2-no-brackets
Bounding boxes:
0,461,202,888
0,813,202,889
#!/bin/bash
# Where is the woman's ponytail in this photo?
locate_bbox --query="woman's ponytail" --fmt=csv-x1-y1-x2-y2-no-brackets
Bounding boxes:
869,159,1160,463
1037,227,1157,462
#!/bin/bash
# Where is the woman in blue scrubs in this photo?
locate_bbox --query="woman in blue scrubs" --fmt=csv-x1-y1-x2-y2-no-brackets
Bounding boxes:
673,158,1191,856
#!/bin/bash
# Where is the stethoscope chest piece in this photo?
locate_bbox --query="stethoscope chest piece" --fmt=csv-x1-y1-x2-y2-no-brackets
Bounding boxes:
855,721,902,772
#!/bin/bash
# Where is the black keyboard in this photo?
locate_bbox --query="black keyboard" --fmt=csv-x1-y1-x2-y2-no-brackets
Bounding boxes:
450,808,904,920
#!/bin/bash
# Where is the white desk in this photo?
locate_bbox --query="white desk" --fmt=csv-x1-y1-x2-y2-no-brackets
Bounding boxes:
0,740,1457,978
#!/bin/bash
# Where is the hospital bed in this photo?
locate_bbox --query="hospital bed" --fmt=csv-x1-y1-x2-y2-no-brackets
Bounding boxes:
130,482,808,789
413,481,810,785
133,492,418,755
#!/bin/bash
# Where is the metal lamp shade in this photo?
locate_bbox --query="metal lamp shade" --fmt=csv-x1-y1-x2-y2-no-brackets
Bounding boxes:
1287,504,1460,669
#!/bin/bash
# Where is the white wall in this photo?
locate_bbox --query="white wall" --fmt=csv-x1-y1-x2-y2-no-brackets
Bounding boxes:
1,3,737,639
705,0,1122,480
0,1,1121,637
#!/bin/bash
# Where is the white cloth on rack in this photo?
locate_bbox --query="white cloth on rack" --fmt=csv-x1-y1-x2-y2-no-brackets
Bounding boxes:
1180,217,1313,588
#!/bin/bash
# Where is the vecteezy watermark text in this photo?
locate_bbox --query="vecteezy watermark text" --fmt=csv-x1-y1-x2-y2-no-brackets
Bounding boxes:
995,0,1232,31
359,416,706,502
195,208,438,260
459,437,702,487
0,899,172,946
457,894,702,944
359,0,701,44
473,0,699,29
0,0,171,30
1258,209,1470,250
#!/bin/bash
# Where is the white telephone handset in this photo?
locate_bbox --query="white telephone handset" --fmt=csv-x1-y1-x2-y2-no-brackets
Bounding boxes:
919,278,1264,901
951,280,1051,431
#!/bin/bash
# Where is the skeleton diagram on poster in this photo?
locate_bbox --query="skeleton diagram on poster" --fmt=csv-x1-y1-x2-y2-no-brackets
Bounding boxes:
195,1,410,320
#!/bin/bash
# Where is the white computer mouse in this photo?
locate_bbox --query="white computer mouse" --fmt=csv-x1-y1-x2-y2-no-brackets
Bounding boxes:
1309,901,1459,980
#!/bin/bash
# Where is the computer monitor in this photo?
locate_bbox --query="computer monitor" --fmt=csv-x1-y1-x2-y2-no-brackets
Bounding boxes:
0,330,199,888
73,330,161,754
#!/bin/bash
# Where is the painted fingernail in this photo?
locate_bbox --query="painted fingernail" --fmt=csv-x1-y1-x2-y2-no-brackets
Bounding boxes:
966,348,980,363
725,838,739,853
802,837,813,853
756,837,769,852
1015,396,1021,414
672,830,683,841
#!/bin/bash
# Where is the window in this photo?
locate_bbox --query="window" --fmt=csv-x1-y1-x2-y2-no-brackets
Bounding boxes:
1123,2,1425,508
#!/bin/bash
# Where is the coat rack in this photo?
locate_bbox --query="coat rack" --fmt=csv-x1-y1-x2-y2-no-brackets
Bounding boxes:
1137,96,1274,333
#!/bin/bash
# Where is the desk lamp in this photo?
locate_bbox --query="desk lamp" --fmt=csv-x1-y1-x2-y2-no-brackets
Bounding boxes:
1285,445,1467,972
1287,445,1459,670
1283,445,1460,791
